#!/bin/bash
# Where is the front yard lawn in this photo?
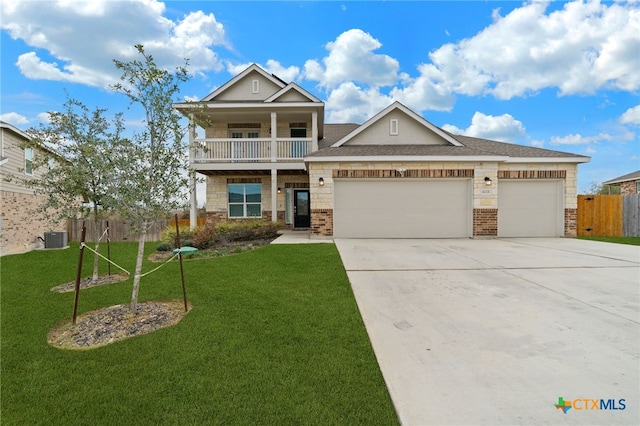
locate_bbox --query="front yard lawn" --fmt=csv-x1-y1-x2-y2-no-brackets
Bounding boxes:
578,236,640,246
1,242,398,425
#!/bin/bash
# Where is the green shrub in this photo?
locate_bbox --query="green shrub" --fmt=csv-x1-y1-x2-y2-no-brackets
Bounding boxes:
156,242,172,252
160,224,195,247
192,220,282,250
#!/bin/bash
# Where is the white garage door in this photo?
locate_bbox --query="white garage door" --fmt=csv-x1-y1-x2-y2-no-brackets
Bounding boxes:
333,179,471,238
498,180,563,237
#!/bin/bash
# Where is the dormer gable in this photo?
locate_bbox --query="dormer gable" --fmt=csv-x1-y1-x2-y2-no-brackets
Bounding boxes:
332,101,463,147
265,83,322,103
201,64,286,102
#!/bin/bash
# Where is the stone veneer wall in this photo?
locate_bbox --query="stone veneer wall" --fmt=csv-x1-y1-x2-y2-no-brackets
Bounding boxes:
473,209,498,236
0,191,65,256
204,210,285,225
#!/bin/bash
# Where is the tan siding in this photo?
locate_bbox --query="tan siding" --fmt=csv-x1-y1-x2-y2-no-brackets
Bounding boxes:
345,110,447,146
1,128,37,195
214,72,282,101
273,91,310,102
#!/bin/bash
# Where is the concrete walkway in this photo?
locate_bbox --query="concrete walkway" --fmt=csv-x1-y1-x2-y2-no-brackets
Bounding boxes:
271,230,333,244
334,238,640,425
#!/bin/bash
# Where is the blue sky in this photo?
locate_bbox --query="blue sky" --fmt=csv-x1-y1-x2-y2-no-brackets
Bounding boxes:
1,0,639,195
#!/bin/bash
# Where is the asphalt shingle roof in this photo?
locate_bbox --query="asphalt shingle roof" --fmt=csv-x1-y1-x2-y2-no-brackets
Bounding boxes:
603,170,640,185
313,125,589,160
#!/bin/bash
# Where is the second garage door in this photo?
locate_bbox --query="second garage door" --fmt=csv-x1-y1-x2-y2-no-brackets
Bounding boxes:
498,180,564,237
333,179,471,238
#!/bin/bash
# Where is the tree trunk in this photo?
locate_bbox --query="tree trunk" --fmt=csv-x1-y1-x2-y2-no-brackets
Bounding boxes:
92,207,100,281
130,226,147,313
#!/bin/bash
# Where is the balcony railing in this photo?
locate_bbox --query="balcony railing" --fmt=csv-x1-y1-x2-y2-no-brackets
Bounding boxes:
193,138,313,163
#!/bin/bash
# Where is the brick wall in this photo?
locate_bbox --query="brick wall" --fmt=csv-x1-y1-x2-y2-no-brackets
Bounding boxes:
311,209,333,236
564,208,577,237
473,209,498,236
620,180,638,195
0,190,65,256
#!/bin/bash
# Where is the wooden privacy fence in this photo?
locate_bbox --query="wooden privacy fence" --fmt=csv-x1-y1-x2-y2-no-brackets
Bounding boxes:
577,194,640,237
67,218,207,242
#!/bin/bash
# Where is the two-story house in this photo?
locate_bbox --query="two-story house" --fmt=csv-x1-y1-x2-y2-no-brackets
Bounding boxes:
175,64,590,239
0,121,66,255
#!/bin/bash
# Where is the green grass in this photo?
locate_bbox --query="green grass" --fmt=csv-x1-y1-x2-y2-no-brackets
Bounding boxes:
578,236,640,246
1,243,398,425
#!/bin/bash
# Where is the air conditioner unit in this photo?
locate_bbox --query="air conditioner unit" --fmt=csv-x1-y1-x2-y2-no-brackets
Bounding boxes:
44,231,68,249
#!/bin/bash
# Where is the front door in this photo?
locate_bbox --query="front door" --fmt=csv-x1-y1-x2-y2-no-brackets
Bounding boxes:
294,190,310,228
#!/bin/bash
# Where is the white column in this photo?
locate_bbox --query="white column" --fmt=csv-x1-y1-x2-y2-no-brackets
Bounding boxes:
270,112,277,162
271,168,278,222
311,110,318,152
189,114,197,230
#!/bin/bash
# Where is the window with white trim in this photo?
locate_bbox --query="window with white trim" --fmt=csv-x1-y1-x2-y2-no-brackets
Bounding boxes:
24,147,34,175
228,183,262,218
390,119,399,135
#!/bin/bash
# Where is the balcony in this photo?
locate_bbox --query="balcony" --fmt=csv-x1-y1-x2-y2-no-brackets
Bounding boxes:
193,138,313,163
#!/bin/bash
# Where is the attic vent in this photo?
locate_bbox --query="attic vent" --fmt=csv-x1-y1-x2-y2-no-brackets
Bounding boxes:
252,79,259,94
390,119,399,135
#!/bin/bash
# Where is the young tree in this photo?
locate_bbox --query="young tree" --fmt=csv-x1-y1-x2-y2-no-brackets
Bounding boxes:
110,45,191,312
22,95,124,281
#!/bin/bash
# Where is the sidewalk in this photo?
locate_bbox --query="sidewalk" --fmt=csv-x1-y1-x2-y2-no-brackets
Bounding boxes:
271,230,334,244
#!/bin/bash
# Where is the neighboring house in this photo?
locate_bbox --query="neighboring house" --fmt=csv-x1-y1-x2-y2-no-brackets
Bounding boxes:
0,121,65,255
174,64,590,239
603,170,640,195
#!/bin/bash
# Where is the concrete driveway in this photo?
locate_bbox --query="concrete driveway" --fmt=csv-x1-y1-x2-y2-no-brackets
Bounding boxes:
334,238,640,425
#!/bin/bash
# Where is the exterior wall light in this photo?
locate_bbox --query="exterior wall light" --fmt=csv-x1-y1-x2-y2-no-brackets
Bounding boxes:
277,187,281,194
319,177,325,186
484,177,492,186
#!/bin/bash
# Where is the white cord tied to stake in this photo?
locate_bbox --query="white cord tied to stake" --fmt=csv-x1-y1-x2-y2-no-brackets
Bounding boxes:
80,242,130,275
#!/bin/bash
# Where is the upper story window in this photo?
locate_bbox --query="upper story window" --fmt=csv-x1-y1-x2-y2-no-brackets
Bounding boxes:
24,147,34,175
390,119,399,135
252,79,259,94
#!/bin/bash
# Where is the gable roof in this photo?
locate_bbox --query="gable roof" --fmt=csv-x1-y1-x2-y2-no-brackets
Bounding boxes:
200,64,286,102
1,120,31,141
265,82,322,103
332,101,463,147
603,170,640,185
308,126,590,163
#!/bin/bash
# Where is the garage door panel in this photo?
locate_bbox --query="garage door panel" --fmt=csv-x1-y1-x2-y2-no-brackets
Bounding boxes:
334,179,471,238
498,180,563,237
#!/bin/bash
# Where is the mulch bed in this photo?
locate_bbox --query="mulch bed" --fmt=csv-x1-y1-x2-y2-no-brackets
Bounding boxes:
50,273,130,293
48,300,191,350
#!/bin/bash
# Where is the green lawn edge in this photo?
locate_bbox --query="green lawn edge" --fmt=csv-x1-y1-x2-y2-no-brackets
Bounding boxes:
1,242,399,425
577,236,640,246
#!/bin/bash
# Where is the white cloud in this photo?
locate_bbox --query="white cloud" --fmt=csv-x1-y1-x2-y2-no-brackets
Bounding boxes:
263,60,300,83
442,112,526,143
300,1,639,122
37,112,52,124
550,132,613,145
0,112,29,125
325,82,392,123
303,29,399,88
398,0,639,104
1,0,228,87
227,60,300,83
619,105,640,126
